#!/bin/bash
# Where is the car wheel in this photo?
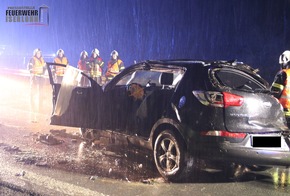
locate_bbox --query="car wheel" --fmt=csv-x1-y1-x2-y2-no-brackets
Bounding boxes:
154,130,186,181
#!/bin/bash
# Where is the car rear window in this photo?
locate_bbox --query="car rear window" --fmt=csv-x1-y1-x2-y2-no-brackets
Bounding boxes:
212,68,267,91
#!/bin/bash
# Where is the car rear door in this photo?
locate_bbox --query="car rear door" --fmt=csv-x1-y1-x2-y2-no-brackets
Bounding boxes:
103,67,181,137
213,68,288,133
46,63,103,129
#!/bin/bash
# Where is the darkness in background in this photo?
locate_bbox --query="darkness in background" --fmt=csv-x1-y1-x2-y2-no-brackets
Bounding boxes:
0,0,289,82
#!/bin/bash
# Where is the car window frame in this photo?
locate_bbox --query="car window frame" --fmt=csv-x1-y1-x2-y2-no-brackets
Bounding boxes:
114,67,185,89
210,67,268,91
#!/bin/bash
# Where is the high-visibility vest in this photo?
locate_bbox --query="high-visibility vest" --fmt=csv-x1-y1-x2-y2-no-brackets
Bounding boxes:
105,59,125,79
30,57,45,75
279,69,290,116
54,57,68,76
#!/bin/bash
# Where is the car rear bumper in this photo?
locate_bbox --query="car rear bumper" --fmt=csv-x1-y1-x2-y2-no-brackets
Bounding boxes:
196,135,290,167
218,143,290,166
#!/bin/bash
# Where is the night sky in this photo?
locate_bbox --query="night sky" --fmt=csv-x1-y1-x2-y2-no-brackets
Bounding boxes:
0,0,289,82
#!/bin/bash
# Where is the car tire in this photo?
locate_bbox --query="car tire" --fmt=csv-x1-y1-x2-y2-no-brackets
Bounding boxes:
154,130,186,182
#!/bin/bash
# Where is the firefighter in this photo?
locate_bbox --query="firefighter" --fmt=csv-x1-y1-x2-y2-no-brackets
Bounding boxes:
53,49,69,83
27,48,46,123
105,50,125,82
89,48,104,84
271,50,290,127
77,50,90,86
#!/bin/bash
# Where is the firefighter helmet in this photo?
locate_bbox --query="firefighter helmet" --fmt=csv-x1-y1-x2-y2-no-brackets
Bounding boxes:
91,48,100,56
33,48,42,56
56,49,64,56
80,50,88,58
110,50,118,57
279,50,290,68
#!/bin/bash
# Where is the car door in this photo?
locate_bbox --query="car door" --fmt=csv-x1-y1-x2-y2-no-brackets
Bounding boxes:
46,63,104,129
103,67,180,138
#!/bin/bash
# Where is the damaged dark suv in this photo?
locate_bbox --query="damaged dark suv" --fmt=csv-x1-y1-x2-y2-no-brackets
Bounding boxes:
47,60,290,181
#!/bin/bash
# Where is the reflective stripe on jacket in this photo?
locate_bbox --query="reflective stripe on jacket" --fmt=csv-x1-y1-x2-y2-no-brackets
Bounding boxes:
272,82,284,91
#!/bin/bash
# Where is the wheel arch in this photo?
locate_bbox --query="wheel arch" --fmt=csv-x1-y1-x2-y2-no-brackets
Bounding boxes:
150,118,187,150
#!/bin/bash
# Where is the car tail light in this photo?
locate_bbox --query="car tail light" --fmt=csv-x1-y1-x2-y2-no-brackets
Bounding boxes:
192,91,244,108
223,92,244,108
201,130,247,139
192,91,224,107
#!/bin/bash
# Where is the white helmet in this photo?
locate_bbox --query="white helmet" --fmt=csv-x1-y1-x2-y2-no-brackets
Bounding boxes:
80,50,88,57
33,48,41,56
91,48,100,56
110,50,118,57
279,50,290,66
56,49,64,56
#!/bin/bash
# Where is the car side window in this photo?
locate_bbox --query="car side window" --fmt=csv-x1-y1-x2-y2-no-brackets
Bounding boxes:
214,68,266,90
116,69,185,88
115,72,135,86
116,70,161,87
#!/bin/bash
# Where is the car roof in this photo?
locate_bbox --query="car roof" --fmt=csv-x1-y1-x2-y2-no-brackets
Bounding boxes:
142,59,268,87
142,59,259,73
106,59,268,89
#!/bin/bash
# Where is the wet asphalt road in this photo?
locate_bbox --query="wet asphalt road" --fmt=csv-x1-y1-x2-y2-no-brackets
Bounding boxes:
0,70,290,195
1,153,290,196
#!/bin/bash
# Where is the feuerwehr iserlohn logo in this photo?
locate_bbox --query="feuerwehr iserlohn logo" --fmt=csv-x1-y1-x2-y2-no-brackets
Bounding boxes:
5,5,49,26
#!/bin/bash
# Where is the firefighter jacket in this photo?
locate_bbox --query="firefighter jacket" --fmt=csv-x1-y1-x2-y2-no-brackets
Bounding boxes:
271,69,290,117
53,56,68,76
77,58,90,72
28,56,46,75
89,56,104,78
105,58,125,80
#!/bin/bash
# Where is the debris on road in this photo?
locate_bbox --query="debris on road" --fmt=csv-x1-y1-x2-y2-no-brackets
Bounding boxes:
37,134,63,145
89,176,98,180
35,161,49,167
3,145,20,153
50,129,80,139
15,170,26,177
0,125,160,182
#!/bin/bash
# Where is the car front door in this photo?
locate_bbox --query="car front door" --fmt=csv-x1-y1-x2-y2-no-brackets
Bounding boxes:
47,64,103,129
